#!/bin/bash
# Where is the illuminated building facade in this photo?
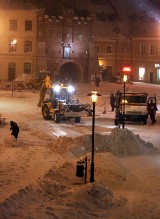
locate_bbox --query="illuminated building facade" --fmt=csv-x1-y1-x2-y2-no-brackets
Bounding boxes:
0,3,160,84
0,8,38,82
95,23,160,84
36,9,99,82
0,6,99,83
96,36,160,83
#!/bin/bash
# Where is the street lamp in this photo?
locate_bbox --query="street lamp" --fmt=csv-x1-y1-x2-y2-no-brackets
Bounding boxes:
122,75,127,129
87,90,101,183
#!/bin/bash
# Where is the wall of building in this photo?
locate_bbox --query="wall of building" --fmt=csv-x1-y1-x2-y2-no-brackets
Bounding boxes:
96,35,160,83
36,10,100,83
0,6,160,84
0,9,38,81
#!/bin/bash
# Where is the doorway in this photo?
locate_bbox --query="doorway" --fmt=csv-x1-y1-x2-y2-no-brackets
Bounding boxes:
8,62,16,81
58,62,80,83
150,72,153,83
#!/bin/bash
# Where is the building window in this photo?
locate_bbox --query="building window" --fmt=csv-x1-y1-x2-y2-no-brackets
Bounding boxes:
123,46,130,54
140,44,146,55
106,45,112,53
63,46,70,59
24,63,31,74
139,67,145,80
24,40,32,53
10,20,17,31
96,45,99,53
8,62,16,81
25,20,32,31
9,39,17,52
157,69,160,81
149,45,155,55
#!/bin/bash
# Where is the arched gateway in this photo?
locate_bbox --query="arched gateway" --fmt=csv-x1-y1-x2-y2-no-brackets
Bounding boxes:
57,62,82,83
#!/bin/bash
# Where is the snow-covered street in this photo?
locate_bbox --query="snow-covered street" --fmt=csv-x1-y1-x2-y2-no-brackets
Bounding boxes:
0,82,160,219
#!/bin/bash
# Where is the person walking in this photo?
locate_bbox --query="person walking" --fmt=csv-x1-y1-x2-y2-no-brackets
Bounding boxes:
110,93,115,111
95,76,100,87
147,99,157,124
10,121,19,141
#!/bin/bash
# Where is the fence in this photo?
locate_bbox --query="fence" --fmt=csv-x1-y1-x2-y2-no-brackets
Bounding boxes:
0,80,24,96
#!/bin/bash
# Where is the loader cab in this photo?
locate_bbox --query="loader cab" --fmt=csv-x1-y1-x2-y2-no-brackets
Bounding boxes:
50,84,75,107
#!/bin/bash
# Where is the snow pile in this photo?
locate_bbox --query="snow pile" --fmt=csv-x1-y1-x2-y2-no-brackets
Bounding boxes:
14,73,37,84
94,153,127,185
0,160,126,219
0,182,125,219
66,128,155,158
109,128,155,156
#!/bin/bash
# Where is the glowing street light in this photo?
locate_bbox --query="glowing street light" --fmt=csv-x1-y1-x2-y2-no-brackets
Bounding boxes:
122,75,127,129
87,90,101,183
123,75,128,83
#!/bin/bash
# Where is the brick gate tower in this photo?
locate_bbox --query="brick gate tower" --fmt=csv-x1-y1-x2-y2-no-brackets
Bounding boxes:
36,9,100,83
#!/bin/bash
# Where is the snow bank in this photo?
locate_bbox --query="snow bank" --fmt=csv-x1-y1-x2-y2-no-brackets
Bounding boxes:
65,128,155,158
109,128,155,156
0,161,126,219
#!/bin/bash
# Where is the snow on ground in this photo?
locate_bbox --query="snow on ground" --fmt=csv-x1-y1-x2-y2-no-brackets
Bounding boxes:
0,81,160,219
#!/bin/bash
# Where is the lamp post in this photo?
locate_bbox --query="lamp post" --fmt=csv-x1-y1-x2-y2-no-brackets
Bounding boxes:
122,75,127,129
87,90,101,183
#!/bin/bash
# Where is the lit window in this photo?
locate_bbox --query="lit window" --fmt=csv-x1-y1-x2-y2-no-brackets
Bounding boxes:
106,45,112,53
24,40,32,52
10,20,17,31
139,67,145,80
157,69,160,81
9,39,17,52
63,46,70,59
25,20,32,31
24,63,31,74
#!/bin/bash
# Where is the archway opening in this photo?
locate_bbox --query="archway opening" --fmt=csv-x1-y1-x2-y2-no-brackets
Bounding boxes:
58,62,80,83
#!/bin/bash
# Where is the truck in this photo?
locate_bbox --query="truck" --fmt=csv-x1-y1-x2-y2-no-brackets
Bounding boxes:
37,77,91,123
114,91,156,125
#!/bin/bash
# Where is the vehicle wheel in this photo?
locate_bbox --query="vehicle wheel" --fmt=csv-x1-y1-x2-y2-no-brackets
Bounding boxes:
55,112,61,123
115,119,119,126
75,116,81,123
42,105,52,120
142,118,147,125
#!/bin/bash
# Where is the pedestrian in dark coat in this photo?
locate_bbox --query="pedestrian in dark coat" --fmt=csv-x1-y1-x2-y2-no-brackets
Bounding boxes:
95,76,100,87
147,100,157,124
110,94,115,111
10,121,19,140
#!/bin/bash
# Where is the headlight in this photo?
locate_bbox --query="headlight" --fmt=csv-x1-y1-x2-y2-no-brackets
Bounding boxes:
53,85,61,93
68,85,75,93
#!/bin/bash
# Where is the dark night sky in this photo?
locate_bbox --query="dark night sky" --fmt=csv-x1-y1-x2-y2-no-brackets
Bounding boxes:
37,0,160,21
6,0,160,21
